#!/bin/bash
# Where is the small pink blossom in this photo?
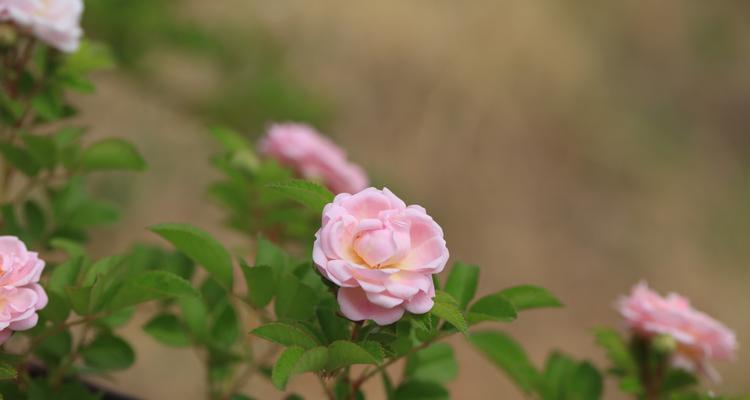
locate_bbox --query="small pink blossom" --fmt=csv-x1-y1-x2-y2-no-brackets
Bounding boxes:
618,282,737,380
259,123,368,195
313,187,449,325
0,236,47,345
0,0,83,53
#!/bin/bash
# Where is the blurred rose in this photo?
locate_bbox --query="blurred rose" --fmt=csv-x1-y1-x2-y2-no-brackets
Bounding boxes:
0,0,83,53
259,123,368,194
313,187,448,325
0,236,47,345
618,282,737,380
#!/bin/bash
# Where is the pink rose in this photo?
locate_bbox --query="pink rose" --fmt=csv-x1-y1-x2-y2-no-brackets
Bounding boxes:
313,187,449,325
0,236,47,345
0,0,83,53
618,282,737,380
259,123,368,194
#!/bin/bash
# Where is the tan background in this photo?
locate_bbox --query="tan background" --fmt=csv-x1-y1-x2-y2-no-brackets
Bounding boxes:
77,1,750,398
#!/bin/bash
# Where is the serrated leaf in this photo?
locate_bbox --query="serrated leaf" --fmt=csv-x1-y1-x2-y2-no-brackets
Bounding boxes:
266,179,334,212
104,270,200,311
150,223,233,289
430,291,467,333
252,322,319,349
404,343,458,383
79,138,146,171
143,314,191,347
272,346,329,390
241,261,275,308
272,347,304,390
275,273,317,320
317,305,349,344
499,285,562,311
326,340,381,370
443,262,479,310
469,331,540,394
467,294,517,324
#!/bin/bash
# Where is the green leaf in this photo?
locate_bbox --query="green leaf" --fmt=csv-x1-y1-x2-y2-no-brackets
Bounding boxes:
443,262,479,310
272,347,305,390
241,261,275,308
467,294,517,324
272,346,328,390
65,286,92,315
61,40,115,74
211,302,240,349
430,291,467,333
468,331,540,394
394,381,449,400
404,343,458,383
661,369,698,393
316,306,350,343
542,352,578,400
104,270,200,311
252,322,319,349
48,257,83,295
150,223,233,289
143,314,191,347
21,133,57,168
81,334,135,371
34,331,72,363
180,296,208,341
23,200,46,242
0,142,40,176
498,285,562,311
326,340,381,370
31,88,64,121
210,127,250,152
593,328,637,374
255,237,290,272
38,292,70,324
0,362,17,380
79,138,146,171
566,362,603,400
275,273,317,320
266,179,334,212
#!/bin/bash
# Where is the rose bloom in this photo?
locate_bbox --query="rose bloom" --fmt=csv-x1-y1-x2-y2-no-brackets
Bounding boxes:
0,0,83,53
259,123,368,195
313,187,449,325
0,236,47,345
618,282,737,380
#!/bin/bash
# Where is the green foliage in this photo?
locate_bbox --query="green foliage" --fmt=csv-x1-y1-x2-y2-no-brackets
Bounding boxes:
469,331,541,394
143,314,192,347
271,346,328,390
266,179,335,213
79,138,146,171
393,381,450,400
81,333,135,371
404,343,458,384
150,223,234,288
443,262,479,310
252,322,320,349
326,340,383,370
430,291,468,333
499,285,563,311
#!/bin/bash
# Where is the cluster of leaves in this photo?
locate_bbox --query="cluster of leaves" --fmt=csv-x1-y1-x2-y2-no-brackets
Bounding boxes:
208,127,321,243
0,39,145,248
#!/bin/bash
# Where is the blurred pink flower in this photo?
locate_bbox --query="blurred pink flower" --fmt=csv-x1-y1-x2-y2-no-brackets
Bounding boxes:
618,282,737,380
0,0,83,53
259,123,368,194
0,236,47,345
313,187,449,325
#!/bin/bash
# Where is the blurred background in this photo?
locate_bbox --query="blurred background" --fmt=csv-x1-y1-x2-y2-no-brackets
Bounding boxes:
73,0,750,398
